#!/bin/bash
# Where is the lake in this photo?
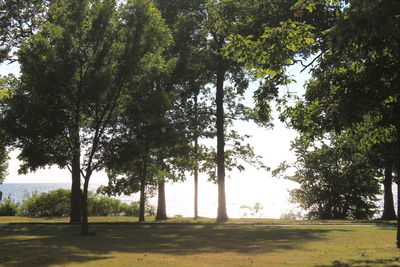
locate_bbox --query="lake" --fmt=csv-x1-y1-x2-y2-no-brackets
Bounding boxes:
0,176,396,219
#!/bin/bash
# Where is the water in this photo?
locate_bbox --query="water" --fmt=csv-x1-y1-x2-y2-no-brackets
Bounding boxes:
0,175,299,219
0,183,71,202
0,179,396,219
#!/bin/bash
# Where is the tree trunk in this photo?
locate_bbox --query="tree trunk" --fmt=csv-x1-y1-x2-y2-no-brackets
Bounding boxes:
139,175,146,222
397,122,400,248
397,172,399,248
194,156,199,220
382,161,397,220
139,153,148,222
80,177,90,235
215,62,228,222
70,133,81,223
193,92,199,220
156,181,168,220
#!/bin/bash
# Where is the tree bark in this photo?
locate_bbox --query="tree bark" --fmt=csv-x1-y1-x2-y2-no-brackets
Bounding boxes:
215,60,228,222
382,160,397,220
70,150,82,223
80,177,90,235
139,175,146,222
397,170,399,248
139,151,148,223
70,129,81,223
194,153,199,220
156,181,168,220
397,121,400,248
193,92,199,220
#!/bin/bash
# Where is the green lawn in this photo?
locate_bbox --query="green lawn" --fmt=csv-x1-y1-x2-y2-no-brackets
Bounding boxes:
0,217,399,266
0,216,396,225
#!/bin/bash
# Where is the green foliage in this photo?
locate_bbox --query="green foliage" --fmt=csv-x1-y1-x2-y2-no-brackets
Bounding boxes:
1,0,173,232
224,20,315,78
0,74,17,100
0,145,9,184
19,189,71,217
88,194,123,217
0,0,48,63
2,0,173,176
219,0,340,127
0,198,19,216
275,135,380,220
120,201,156,217
16,189,152,217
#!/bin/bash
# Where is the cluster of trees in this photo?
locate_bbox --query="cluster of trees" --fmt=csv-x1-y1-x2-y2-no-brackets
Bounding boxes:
0,0,399,247
274,0,399,246
0,0,280,234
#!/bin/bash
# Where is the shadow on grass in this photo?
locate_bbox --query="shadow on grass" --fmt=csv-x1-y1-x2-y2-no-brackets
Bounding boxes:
0,224,345,266
316,257,400,267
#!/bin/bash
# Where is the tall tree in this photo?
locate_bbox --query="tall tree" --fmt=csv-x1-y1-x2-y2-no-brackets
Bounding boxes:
1,0,81,223
0,0,49,200
100,60,189,222
154,0,215,220
282,0,400,247
202,0,324,221
224,0,400,247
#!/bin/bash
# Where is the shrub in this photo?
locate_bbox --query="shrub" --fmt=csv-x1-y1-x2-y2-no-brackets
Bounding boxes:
120,201,156,217
18,189,156,217
0,198,19,216
120,202,139,216
87,194,124,216
19,189,70,217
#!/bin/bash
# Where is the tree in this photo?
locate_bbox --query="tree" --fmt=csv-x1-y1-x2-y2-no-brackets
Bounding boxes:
346,114,398,221
0,0,48,194
154,0,212,220
274,130,381,220
100,59,189,222
282,0,400,247
1,0,84,223
100,107,189,222
3,0,172,234
202,0,330,221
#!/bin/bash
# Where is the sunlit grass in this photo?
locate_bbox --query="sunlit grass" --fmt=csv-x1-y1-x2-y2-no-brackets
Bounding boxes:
0,217,399,266
0,216,396,225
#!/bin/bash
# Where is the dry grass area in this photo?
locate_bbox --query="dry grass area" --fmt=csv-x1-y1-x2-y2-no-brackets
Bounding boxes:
0,217,399,266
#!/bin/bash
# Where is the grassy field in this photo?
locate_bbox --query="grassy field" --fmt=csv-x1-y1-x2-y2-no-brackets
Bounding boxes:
0,217,399,266
0,216,396,225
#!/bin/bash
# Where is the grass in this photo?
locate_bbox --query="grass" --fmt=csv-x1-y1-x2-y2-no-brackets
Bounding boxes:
0,217,399,266
0,216,396,225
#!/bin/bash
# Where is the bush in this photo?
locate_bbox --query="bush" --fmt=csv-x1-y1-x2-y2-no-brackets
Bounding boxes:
19,189,156,217
0,198,19,216
88,194,124,216
120,202,139,216
19,189,70,217
120,201,155,217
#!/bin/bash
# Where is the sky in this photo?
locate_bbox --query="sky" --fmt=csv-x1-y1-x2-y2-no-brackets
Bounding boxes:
0,59,310,218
